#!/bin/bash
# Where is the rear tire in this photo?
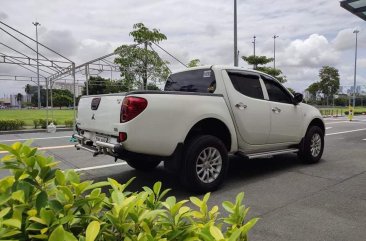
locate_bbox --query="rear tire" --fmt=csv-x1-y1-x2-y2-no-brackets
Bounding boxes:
181,135,228,193
298,126,324,164
126,158,161,171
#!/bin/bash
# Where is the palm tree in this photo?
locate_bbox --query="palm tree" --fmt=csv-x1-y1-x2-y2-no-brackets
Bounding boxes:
16,93,23,108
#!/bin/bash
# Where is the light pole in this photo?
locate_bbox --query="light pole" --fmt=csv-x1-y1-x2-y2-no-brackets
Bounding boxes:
352,29,359,115
252,35,256,69
234,0,238,66
273,35,279,69
32,21,41,109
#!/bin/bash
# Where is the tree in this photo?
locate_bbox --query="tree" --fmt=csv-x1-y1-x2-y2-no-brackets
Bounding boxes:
318,66,340,98
306,82,320,101
287,88,296,95
82,76,109,95
187,59,201,67
147,83,161,90
53,94,73,109
114,23,170,90
241,55,287,83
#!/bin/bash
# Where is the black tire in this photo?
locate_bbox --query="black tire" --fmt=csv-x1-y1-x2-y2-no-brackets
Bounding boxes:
181,135,228,193
298,126,324,164
126,158,161,171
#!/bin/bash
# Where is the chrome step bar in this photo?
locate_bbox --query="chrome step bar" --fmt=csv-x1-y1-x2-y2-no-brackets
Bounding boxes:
75,143,98,155
239,148,299,159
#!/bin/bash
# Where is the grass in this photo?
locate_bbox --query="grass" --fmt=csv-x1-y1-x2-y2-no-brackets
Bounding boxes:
0,109,74,126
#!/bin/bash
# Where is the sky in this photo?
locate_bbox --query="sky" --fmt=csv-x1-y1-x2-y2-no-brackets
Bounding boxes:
0,0,365,96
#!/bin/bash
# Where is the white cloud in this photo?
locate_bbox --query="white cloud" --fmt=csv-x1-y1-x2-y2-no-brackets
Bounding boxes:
0,11,8,20
333,28,366,51
281,34,339,68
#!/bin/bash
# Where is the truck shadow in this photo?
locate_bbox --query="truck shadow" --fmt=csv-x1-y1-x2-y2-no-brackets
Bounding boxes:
91,153,305,199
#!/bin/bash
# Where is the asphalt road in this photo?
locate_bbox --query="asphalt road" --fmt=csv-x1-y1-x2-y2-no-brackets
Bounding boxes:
1,116,366,241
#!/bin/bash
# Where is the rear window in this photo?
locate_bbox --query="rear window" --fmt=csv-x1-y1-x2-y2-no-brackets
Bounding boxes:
164,69,216,93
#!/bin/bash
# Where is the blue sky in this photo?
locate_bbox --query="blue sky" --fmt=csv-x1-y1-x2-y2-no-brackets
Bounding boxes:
0,0,365,96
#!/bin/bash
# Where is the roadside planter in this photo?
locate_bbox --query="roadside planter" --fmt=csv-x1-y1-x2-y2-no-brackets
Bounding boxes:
0,142,258,240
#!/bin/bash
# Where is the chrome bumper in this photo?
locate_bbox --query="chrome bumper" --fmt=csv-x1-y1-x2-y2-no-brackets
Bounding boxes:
73,133,123,156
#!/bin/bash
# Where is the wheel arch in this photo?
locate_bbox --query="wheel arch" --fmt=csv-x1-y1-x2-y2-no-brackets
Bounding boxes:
184,118,233,151
307,118,325,135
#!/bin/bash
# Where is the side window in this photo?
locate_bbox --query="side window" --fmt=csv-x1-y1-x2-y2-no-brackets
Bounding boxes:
227,71,264,99
261,76,293,104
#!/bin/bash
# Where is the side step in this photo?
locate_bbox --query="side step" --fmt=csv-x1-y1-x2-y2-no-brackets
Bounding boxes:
238,148,299,159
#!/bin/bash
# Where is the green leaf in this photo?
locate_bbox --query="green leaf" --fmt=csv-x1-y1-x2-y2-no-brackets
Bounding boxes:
49,200,63,212
153,181,161,195
36,191,48,211
49,225,65,241
86,221,100,241
210,226,224,241
240,218,259,235
190,197,202,208
12,190,25,203
3,218,21,229
64,231,78,241
222,201,234,213
0,207,11,218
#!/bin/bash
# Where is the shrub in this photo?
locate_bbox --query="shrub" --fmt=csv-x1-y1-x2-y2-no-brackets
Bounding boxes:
0,119,25,131
38,119,58,129
344,111,365,115
64,119,74,127
33,119,40,129
0,142,258,241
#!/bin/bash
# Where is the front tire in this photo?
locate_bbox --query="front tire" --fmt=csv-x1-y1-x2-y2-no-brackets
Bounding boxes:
181,135,228,193
299,126,324,164
126,158,161,171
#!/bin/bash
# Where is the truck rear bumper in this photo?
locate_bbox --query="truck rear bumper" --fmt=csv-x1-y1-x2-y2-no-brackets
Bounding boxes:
73,133,123,157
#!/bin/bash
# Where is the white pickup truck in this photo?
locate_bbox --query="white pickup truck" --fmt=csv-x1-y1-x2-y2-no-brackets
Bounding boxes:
74,65,325,192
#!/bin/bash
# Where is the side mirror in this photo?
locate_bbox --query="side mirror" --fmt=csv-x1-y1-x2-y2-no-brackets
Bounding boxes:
293,93,303,105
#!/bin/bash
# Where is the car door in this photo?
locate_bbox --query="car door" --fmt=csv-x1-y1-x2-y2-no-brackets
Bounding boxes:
223,70,271,145
261,75,303,144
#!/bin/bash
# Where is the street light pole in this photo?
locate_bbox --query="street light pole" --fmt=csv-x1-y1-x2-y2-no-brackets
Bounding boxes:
234,0,238,66
252,35,256,69
32,21,41,109
273,35,279,69
352,30,359,114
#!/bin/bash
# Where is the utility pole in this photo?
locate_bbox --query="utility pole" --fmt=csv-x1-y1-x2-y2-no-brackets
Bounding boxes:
33,21,41,109
234,0,238,66
273,35,279,69
352,30,359,114
252,35,256,69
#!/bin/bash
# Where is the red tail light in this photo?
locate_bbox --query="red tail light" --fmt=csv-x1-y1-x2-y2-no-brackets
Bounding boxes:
121,96,148,123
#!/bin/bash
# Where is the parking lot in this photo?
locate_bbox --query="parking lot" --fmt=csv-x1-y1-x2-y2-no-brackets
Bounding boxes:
1,116,366,241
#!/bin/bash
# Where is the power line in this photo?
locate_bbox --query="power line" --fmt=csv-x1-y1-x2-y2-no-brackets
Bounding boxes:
151,42,187,68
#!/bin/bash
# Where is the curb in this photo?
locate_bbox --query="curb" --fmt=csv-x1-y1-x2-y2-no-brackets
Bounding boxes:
0,128,73,135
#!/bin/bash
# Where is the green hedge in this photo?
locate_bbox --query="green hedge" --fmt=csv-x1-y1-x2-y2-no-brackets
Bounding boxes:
0,142,258,241
344,111,366,115
0,119,25,131
33,119,58,129
64,119,74,127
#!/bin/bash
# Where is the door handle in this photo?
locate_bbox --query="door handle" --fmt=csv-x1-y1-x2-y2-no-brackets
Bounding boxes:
235,103,247,110
272,107,281,113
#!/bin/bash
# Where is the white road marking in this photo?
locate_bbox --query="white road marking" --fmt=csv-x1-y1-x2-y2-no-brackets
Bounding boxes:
0,145,74,154
326,128,366,136
74,162,128,172
326,127,333,130
0,136,70,143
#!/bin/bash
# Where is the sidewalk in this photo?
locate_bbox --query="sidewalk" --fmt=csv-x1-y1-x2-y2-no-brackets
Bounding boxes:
0,127,73,135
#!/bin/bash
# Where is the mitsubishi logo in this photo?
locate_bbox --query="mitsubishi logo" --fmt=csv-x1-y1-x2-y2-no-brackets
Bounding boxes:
91,114,95,120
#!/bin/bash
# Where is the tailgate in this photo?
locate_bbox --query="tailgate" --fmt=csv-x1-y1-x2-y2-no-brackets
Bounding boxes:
77,94,125,135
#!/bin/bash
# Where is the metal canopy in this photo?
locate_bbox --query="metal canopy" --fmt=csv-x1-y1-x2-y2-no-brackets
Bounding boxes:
341,0,366,21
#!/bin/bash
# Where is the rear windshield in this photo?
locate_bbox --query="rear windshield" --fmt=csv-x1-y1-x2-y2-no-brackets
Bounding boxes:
164,69,216,93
